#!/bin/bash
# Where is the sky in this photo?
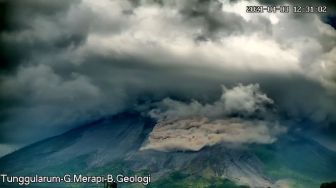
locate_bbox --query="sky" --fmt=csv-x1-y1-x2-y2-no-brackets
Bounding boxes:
0,0,335,156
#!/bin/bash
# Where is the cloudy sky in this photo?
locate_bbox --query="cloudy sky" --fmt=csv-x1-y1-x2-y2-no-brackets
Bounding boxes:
0,0,335,156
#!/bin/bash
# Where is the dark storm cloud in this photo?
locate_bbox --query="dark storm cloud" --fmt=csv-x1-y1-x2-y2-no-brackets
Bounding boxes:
256,0,336,28
256,0,336,9
0,0,335,155
323,16,336,29
128,0,273,39
0,0,85,72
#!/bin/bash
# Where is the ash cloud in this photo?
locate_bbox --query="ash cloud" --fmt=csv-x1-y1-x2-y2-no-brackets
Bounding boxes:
0,0,335,155
142,84,286,152
149,84,273,120
141,117,286,152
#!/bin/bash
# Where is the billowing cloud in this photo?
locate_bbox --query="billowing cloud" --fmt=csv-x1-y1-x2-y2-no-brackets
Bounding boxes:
0,64,128,144
142,84,286,152
141,117,286,152
3,64,101,102
0,0,335,155
149,84,273,120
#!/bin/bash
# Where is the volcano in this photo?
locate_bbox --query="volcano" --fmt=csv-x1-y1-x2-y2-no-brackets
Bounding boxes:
0,112,335,188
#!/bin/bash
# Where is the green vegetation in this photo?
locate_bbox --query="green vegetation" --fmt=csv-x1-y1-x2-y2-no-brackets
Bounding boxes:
251,140,336,188
35,154,250,188
147,171,249,188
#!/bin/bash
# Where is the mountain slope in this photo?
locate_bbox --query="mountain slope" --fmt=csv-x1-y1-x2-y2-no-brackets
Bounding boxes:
0,113,335,188
251,134,336,188
0,113,153,175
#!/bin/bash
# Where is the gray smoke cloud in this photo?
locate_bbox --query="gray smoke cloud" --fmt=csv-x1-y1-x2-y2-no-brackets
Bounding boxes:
142,84,286,152
0,0,335,156
149,84,273,120
141,117,286,152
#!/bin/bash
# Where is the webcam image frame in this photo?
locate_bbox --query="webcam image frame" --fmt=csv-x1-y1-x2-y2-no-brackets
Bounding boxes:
0,0,335,187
